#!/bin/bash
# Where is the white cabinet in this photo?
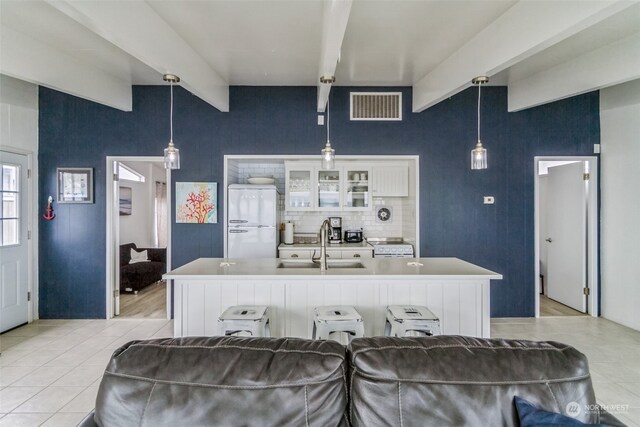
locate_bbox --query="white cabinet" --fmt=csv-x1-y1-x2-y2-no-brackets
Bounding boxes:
343,166,371,211
341,249,373,259
278,249,314,259
285,163,315,211
285,161,371,211
278,247,373,259
372,164,409,197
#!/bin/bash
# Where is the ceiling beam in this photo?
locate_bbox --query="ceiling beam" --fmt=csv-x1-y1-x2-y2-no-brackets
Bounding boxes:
508,31,640,112
47,0,229,112
317,0,353,112
0,26,132,111
412,0,634,113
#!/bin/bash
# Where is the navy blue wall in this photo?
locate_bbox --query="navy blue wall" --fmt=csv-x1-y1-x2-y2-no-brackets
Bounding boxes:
38,86,599,318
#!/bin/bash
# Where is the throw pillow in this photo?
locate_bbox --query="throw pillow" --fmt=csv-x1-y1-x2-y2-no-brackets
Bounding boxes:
514,396,604,427
130,248,150,264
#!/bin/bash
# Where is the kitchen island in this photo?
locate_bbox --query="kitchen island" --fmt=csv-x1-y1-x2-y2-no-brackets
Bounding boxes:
164,257,502,339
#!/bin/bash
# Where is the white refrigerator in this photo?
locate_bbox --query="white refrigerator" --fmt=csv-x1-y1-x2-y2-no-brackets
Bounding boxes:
227,184,279,258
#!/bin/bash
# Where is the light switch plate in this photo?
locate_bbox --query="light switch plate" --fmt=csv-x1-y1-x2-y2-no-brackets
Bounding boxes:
318,115,325,125
593,143,601,154
483,196,495,204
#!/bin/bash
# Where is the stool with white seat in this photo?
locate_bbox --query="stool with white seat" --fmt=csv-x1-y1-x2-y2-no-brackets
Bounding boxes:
384,305,441,337
218,305,271,337
313,306,364,344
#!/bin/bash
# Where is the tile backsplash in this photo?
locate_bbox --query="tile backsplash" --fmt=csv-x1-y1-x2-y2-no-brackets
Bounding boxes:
282,197,412,241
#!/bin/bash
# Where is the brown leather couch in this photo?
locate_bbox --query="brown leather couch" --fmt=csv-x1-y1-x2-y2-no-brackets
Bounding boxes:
78,335,624,427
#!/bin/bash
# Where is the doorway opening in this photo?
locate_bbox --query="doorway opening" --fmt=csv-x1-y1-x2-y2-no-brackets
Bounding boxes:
534,157,598,318
106,157,172,319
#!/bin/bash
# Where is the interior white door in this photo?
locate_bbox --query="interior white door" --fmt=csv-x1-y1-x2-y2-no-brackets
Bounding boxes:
0,151,29,332
545,162,587,313
113,161,120,316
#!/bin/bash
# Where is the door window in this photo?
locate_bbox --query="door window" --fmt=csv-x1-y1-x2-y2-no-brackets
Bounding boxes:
1,163,20,246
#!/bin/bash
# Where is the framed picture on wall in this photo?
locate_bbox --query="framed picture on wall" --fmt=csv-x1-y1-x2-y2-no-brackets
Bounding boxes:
57,168,94,203
176,182,217,223
119,187,132,215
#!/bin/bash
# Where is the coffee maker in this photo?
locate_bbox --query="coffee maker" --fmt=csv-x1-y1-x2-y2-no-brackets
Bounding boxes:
328,217,342,243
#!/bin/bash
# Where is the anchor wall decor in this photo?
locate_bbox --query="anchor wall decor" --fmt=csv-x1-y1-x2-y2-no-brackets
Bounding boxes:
43,196,55,220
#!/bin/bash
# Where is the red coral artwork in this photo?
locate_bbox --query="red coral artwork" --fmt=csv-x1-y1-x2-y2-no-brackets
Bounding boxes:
176,183,217,223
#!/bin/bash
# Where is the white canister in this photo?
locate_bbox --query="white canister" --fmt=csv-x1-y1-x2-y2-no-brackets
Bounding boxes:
284,221,294,244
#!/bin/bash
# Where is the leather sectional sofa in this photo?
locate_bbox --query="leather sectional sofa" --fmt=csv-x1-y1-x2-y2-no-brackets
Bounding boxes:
79,335,623,426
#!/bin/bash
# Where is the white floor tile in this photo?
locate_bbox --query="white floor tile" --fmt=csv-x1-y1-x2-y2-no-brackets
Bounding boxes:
0,336,28,351
0,349,34,367
7,349,67,367
0,413,53,427
0,387,44,412
51,365,106,387
60,386,99,413
12,366,73,387
14,386,85,413
40,412,88,427
0,366,34,386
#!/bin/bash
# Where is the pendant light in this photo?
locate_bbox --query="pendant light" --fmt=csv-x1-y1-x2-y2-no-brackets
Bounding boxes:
320,75,336,170
163,73,181,170
471,76,489,170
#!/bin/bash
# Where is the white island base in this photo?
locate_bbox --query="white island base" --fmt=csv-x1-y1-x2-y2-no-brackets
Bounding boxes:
164,257,502,339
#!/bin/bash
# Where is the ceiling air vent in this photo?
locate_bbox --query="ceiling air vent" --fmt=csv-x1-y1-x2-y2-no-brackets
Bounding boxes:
350,92,402,121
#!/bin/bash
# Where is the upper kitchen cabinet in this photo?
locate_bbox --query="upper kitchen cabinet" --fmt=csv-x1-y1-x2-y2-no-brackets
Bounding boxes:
285,161,372,212
372,164,409,197
285,163,315,211
317,168,342,210
343,166,371,211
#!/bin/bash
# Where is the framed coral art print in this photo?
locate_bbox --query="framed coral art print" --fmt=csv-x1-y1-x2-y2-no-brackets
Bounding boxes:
176,182,217,224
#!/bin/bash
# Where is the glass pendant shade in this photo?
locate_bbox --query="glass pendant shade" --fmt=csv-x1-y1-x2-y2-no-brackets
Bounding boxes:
471,76,489,170
164,140,180,169
471,141,487,170
163,73,181,170
320,78,336,170
321,141,335,169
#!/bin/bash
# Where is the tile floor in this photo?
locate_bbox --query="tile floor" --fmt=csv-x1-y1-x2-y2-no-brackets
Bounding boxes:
0,316,638,426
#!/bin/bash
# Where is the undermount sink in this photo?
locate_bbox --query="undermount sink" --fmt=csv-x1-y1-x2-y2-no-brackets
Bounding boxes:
277,259,366,269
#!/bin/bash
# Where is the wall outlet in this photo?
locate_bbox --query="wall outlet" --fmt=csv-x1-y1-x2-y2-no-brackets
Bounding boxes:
483,196,495,204
318,115,325,125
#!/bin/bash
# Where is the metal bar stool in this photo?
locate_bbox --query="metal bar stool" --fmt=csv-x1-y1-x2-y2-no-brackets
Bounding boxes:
313,306,365,344
218,305,271,337
384,305,441,337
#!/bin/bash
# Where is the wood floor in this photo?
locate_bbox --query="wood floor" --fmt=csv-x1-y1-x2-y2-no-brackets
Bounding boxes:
540,294,587,317
119,281,166,318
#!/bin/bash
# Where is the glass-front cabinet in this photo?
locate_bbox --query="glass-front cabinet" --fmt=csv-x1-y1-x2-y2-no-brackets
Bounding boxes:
285,167,314,210
284,161,371,212
317,169,341,210
344,167,371,210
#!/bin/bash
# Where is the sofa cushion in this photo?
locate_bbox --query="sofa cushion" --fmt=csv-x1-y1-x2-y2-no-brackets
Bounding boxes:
348,336,599,427
514,396,604,427
94,336,349,427
129,248,149,264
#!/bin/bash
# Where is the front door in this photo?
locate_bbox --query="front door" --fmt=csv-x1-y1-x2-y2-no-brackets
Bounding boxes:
0,151,29,332
545,161,587,313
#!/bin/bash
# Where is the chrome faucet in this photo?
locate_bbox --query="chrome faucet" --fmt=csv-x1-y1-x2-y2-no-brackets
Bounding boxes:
313,219,332,271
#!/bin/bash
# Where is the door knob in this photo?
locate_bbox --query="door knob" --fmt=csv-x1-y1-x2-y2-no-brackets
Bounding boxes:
545,238,553,243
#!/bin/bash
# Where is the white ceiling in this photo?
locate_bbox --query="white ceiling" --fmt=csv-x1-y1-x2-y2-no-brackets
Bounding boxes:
1,0,638,113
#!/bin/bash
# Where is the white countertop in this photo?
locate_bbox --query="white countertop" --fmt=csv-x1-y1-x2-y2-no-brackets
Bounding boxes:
278,242,373,250
164,257,502,280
